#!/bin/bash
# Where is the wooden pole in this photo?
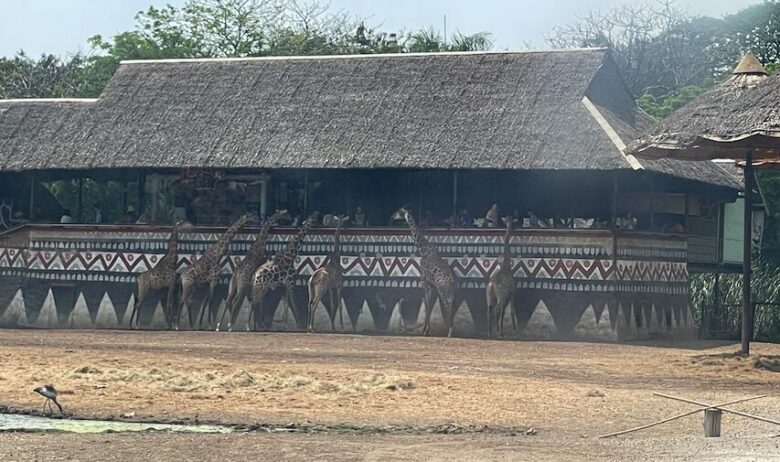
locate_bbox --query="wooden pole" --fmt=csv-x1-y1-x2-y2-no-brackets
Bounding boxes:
452,171,458,226
599,395,765,438
77,176,84,222
28,173,35,221
303,170,309,219
611,173,618,228
655,393,780,427
704,408,722,437
742,151,754,355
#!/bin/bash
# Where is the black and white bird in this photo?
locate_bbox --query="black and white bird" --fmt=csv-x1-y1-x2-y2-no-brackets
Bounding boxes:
33,385,63,415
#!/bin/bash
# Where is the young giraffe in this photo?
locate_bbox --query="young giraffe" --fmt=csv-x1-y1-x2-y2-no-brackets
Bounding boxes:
175,212,254,330
246,218,312,331
307,216,349,333
216,209,289,332
129,220,186,328
391,207,457,337
486,216,517,338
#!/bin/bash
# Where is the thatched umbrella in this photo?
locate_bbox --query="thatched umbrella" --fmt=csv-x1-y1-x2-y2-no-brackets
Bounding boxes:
628,52,780,354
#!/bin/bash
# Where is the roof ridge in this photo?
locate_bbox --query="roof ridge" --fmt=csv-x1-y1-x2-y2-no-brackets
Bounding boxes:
0,98,97,104
119,48,608,65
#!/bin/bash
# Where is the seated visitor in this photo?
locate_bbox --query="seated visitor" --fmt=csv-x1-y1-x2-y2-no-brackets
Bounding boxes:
485,203,498,228
354,206,366,227
459,208,473,227
322,213,335,227
60,209,74,224
93,203,103,224
616,213,637,230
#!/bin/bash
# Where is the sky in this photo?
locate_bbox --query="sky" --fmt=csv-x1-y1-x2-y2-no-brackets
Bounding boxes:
0,0,763,58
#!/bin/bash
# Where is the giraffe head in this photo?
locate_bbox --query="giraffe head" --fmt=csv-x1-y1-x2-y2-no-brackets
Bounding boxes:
267,209,291,226
391,206,412,223
240,212,257,222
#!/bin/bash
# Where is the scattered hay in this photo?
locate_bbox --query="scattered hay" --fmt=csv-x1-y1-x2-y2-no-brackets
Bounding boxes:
62,365,417,396
585,389,605,398
754,356,780,372
73,366,101,374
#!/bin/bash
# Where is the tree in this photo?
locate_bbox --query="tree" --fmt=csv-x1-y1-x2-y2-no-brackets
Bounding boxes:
0,53,97,98
547,1,733,97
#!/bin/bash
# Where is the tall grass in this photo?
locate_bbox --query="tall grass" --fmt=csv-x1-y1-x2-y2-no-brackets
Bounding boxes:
691,256,780,342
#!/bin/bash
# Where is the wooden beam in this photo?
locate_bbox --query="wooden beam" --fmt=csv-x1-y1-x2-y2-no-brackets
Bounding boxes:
654,393,780,426
599,395,765,438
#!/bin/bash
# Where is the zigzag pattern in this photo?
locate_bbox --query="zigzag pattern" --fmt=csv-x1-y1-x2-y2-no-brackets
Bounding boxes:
0,247,688,284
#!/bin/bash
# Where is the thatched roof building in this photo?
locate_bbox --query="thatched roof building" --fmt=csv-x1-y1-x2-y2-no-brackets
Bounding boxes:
0,49,737,188
629,52,780,161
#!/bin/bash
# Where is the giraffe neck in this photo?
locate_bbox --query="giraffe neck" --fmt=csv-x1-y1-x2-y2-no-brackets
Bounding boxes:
406,214,435,258
332,221,344,256
247,218,274,259
165,224,180,262
168,223,179,255
502,222,512,269
278,222,310,268
209,216,250,260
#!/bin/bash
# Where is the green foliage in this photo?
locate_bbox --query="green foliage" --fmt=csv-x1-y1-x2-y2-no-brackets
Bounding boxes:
691,255,780,342
636,85,707,120
46,178,139,224
0,0,492,99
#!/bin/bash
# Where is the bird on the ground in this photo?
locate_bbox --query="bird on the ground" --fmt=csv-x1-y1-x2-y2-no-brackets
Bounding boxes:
33,384,63,415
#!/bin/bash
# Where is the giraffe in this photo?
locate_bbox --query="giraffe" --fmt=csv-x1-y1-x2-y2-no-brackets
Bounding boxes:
391,207,457,337
175,212,254,330
216,209,289,332
486,216,517,338
307,215,349,333
246,218,312,331
128,220,186,328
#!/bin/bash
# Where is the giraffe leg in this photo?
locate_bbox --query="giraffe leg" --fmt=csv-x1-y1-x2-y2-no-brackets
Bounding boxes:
440,282,456,338
130,276,149,329
422,282,435,336
164,274,179,329
307,276,322,333
284,285,296,330
177,277,194,331
198,279,217,329
218,276,238,332
250,287,267,331
328,290,337,332
226,284,247,332
486,283,496,338
497,297,508,339
336,286,344,333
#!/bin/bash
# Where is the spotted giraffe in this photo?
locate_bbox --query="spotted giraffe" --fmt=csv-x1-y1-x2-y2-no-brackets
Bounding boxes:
216,209,290,332
486,216,517,338
248,218,312,331
307,215,349,333
129,220,186,328
175,212,254,330
391,207,457,337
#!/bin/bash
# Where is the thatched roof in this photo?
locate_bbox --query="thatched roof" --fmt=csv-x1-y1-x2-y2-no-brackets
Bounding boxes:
0,99,95,171
628,52,780,161
0,49,738,188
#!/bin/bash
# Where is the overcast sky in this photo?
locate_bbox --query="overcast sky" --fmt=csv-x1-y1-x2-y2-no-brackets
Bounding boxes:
0,0,763,58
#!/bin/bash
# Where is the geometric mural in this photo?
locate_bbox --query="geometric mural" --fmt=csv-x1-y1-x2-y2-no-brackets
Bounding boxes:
0,225,693,340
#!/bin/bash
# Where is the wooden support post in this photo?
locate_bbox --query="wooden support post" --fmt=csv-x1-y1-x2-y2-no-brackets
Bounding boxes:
452,171,458,226
611,173,618,228
704,408,722,437
28,173,35,221
77,176,84,222
742,151,754,355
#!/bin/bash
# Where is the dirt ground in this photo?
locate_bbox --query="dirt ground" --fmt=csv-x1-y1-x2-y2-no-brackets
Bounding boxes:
1,329,779,461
